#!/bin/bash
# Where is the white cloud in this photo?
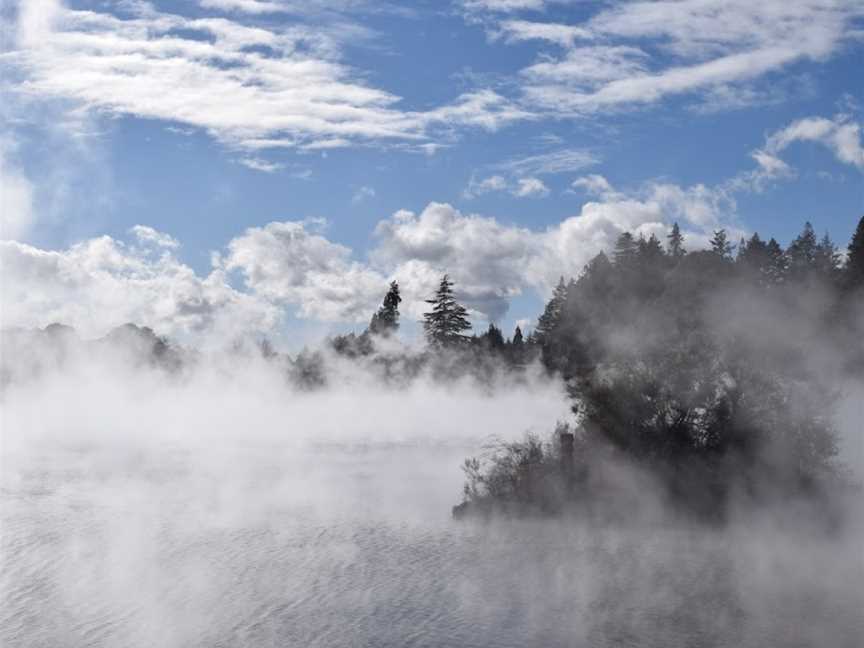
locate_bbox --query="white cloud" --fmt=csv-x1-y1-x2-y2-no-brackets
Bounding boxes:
4,0,533,157
764,115,864,170
463,174,549,199
0,234,278,341
0,141,35,240
463,174,508,199
571,174,619,199
460,0,549,13
220,221,386,321
130,225,180,249
495,148,599,175
1,185,744,336
238,158,285,173
513,177,549,197
496,19,591,46
352,186,376,204
480,1,864,114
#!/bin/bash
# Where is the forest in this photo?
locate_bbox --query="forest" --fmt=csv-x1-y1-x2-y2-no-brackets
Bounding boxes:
3,216,863,521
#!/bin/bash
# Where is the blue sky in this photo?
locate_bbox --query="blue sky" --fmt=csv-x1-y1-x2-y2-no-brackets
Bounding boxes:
1,0,863,347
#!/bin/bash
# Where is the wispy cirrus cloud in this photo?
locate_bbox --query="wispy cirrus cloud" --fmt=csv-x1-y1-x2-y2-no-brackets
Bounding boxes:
3,0,528,165
471,0,864,114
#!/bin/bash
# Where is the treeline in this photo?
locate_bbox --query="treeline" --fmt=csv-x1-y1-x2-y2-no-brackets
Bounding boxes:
458,216,864,519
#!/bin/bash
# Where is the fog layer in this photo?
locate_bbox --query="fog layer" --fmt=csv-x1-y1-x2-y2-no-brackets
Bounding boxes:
1,350,862,647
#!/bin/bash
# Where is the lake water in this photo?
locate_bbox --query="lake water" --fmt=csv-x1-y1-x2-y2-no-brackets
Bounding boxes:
3,437,862,648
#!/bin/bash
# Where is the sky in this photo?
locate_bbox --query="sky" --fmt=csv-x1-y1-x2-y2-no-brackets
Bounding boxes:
1,0,863,348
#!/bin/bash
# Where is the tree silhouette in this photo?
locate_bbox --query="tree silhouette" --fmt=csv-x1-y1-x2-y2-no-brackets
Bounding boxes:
422,275,472,347
845,215,864,288
369,280,402,337
667,222,686,258
710,229,735,259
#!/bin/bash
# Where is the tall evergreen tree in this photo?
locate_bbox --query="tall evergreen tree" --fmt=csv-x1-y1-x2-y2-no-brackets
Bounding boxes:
422,275,472,347
844,215,864,288
764,238,787,284
481,323,505,350
787,221,818,278
710,229,735,259
814,233,840,278
613,232,639,267
368,280,402,336
512,325,524,347
667,222,686,258
536,277,568,344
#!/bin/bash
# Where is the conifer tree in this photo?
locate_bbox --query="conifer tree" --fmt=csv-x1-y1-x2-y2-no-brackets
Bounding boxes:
613,232,638,267
512,325,524,347
422,275,472,347
814,233,840,278
846,215,864,288
710,229,735,259
764,238,787,284
787,222,818,278
667,222,686,258
535,277,567,344
369,280,402,336
482,323,505,350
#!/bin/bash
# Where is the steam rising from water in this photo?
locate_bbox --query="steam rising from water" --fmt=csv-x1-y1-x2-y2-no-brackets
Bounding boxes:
1,355,862,647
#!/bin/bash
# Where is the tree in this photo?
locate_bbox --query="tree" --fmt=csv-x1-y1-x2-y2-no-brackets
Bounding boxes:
667,222,686,258
764,238,787,284
613,232,639,267
535,277,568,345
814,233,840,279
369,280,402,336
422,275,472,347
710,229,735,260
512,325,524,347
844,215,864,288
787,222,818,279
480,323,506,351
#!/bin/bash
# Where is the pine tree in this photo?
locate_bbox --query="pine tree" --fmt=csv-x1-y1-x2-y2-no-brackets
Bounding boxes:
512,325,524,347
667,222,686,258
814,233,840,278
613,232,638,267
369,280,402,337
535,277,567,344
787,221,818,278
764,238,787,284
710,229,735,259
844,215,864,288
422,275,472,347
482,323,505,350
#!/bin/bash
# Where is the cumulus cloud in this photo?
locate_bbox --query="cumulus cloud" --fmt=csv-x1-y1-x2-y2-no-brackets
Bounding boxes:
0,234,278,341
463,174,548,199
0,185,741,337
513,177,549,197
219,221,386,322
130,225,180,249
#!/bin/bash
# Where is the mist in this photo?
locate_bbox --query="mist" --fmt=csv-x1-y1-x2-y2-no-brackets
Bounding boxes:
2,324,863,648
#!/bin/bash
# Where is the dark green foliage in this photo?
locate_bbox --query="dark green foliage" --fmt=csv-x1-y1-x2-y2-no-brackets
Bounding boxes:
667,222,686,258
369,280,401,337
467,219,864,519
844,215,864,288
710,229,735,260
422,275,473,347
